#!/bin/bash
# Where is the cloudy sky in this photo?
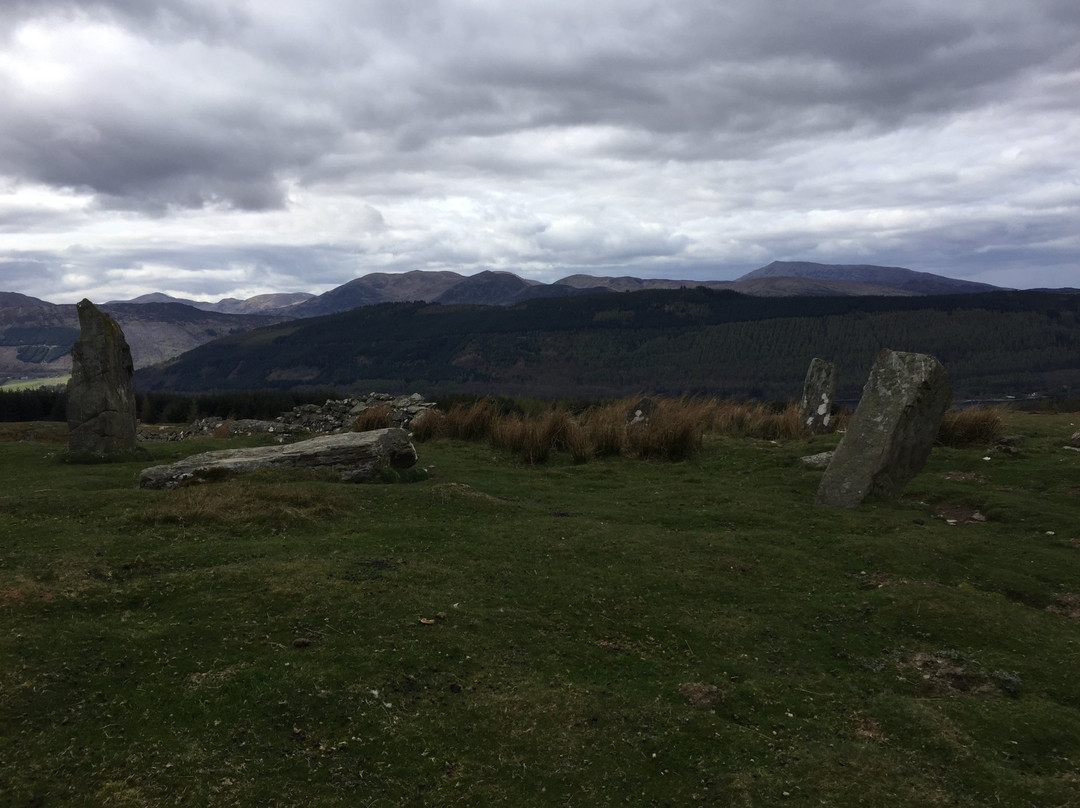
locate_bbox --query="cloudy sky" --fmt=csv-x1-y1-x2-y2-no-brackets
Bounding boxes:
1,0,1077,304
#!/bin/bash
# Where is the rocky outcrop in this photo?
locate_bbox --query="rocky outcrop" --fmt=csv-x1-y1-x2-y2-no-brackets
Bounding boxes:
799,358,838,434
66,300,143,460
816,350,951,507
138,428,418,489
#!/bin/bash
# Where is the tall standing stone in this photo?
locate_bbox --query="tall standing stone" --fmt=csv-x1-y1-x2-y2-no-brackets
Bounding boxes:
799,358,838,435
816,349,951,507
67,299,140,459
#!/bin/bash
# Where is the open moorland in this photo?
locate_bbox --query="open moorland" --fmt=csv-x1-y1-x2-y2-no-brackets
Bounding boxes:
1,405,1079,806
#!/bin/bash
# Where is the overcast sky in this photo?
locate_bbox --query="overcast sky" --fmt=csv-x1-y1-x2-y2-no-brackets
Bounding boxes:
1,0,1077,303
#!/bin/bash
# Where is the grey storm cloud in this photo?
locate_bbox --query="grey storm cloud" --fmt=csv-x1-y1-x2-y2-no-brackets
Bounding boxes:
0,0,1077,301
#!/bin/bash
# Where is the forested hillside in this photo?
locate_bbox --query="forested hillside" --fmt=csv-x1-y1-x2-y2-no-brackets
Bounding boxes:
135,288,1080,402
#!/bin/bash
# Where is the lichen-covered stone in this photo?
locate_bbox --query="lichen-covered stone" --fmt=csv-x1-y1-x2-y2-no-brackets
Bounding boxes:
66,299,141,460
816,350,951,507
799,358,838,435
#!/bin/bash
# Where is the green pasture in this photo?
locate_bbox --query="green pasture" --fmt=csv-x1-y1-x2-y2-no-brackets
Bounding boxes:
1,411,1078,806
0,376,69,391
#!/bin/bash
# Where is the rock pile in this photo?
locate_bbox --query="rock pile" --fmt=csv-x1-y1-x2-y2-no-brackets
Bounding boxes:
278,393,436,432
155,393,439,440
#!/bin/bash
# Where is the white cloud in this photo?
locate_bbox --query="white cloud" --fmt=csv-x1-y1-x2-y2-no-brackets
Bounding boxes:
0,0,1077,301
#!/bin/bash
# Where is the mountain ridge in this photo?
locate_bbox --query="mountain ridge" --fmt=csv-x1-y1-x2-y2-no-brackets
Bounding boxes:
132,287,1080,402
100,261,1007,318
0,262,1036,387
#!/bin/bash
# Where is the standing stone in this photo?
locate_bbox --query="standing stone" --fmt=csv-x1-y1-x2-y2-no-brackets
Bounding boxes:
66,299,141,459
799,358,838,434
627,397,657,425
816,349,951,507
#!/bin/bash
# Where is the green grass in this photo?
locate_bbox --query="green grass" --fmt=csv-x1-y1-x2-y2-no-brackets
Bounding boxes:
1,411,1079,806
0,375,69,391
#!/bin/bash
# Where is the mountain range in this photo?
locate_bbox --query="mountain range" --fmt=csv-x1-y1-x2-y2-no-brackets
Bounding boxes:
133,286,1080,403
103,261,1004,316
0,262,1024,388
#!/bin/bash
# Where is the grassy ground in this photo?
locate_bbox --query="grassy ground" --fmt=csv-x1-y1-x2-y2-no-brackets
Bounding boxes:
0,376,69,391
1,411,1079,806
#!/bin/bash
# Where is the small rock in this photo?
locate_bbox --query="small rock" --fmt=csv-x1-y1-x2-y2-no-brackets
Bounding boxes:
800,451,834,469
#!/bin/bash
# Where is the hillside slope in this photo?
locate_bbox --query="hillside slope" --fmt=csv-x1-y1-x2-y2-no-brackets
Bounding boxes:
134,288,1080,401
0,295,288,383
739,261,1002,295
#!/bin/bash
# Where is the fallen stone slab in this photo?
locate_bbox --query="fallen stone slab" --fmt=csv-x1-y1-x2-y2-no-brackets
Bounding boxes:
816,349,951,507
138,428,418,489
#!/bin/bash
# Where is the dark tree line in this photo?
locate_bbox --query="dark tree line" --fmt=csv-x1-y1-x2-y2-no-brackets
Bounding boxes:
0,388,343,423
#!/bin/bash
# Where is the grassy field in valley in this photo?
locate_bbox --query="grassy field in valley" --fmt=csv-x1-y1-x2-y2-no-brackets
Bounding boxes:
0,376,69,392
1,409,1079,806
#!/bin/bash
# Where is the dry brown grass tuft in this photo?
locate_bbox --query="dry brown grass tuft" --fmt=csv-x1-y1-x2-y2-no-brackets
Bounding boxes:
352,403,392,432
709,399,808,440
579,403,627,458
558,414,592,464
938,407,1005,447
490,413,551,464
421,395,812,463
409,409,447,442
758,402,807,440
444,399,499,442
626,398,711,460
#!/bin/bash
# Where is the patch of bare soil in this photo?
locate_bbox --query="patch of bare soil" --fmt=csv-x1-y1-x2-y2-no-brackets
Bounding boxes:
933,502,988,525
1046,593,1080,622
939,471,987,483
0,582,54,605
899,650,1022,698
678,682,725,709
852,714,888,742
429,482,506,504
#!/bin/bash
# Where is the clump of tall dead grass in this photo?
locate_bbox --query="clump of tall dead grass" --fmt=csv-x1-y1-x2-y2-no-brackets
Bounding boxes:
708,399,807,440
351,403,392,432
409,409,447,441
578,403,627,458
938,406,1005,447
416,395,811,463
490,414,550,464
444,399,500,441
626,398,713,460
